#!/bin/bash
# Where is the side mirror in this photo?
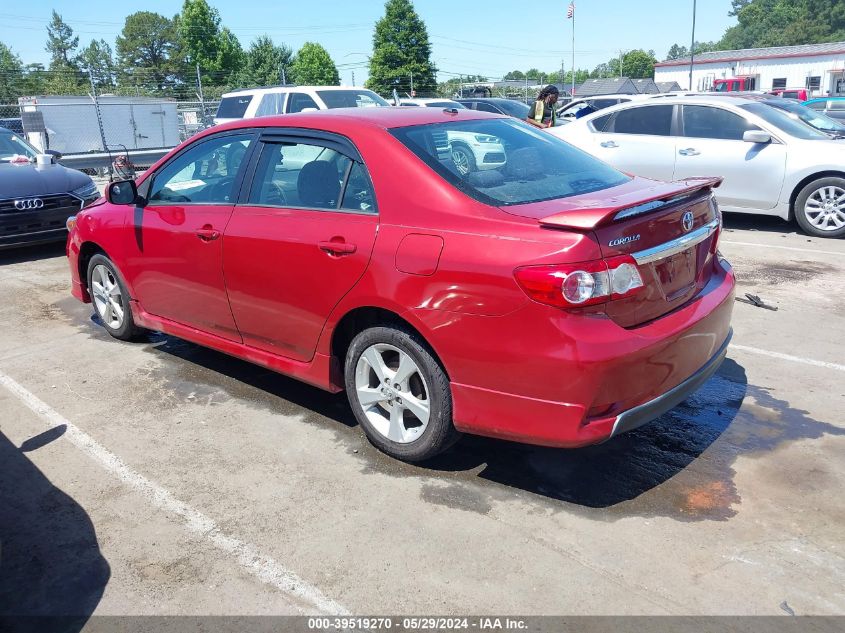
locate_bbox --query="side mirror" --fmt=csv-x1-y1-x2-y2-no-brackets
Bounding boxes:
743,130,772,144
107,180,139,205
45,149,63,160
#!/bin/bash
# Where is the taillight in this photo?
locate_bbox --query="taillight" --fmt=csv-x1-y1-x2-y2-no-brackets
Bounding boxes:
514,255,644,309
709,195,722,255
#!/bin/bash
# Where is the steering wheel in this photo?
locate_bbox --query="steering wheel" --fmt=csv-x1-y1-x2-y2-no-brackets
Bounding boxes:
205,177,235,202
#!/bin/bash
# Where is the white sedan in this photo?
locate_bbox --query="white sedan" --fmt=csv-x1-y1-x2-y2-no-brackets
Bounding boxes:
548,94,845,238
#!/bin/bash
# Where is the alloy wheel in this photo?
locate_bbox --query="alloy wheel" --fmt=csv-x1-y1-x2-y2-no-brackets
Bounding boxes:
804,185,845,231
354,343,431,444
451,147,472,175
90,264,125,330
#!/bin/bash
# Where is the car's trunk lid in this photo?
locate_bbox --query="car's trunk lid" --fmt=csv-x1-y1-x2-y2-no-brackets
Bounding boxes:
508,177,722,327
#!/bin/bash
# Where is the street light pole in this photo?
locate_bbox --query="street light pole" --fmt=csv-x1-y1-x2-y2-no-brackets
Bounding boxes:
689,0,697,90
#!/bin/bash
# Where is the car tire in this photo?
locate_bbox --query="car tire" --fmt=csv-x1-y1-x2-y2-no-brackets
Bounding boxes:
450,143,476,176
345,325,460,462
794,177,845,238
86,254,144,341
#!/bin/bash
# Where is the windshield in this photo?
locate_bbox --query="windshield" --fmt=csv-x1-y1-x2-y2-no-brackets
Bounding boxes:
765,100,845,135
317,90,389,108
495,100,530,118
0,130,37,162
740,102,832,140
391,118,629,206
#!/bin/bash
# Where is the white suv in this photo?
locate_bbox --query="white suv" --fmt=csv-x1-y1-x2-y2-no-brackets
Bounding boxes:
398,99,507,175
214,86,389,125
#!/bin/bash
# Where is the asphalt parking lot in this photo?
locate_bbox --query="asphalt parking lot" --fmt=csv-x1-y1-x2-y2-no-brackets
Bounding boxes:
1,214,844,618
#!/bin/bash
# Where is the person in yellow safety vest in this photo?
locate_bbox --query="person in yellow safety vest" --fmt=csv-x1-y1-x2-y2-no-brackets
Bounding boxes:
526,85,560,128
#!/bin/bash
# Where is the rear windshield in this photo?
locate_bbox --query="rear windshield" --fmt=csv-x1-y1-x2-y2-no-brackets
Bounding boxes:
391,118,629,206
316,90,389,109
740,102,831,139
216,95,253,119
495,100,530,118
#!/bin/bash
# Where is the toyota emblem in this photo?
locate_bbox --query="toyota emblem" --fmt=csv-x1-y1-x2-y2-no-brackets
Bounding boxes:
682,211,694,232
14,198,44,210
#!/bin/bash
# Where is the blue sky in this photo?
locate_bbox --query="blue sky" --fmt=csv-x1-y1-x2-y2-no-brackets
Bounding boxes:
2,1,736,82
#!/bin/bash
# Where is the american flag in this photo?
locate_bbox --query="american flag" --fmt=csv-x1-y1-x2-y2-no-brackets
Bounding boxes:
567,1,575,18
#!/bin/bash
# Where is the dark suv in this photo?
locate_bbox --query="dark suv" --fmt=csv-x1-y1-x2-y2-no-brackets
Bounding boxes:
0,126,100,250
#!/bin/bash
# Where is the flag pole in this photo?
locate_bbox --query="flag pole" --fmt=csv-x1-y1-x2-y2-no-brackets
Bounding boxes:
571,5,576,97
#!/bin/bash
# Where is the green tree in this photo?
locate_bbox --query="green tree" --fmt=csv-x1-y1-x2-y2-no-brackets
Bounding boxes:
79,39,116,90
717,0,845,50
116,11,180,92
233,35,293,87
0,43,26,102
291,42,339,85
178,0,244,81
367,0,437,96
503,70,525,80
665,44,688,60
45,10,79,69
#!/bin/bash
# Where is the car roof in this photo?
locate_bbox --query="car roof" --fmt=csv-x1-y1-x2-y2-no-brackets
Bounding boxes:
222,86,374,97
399,98,462,105
208,106,503,134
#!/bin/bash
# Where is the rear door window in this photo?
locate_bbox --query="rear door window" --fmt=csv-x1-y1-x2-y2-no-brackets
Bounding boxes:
246,140,376,213
475,102,501,113
286,93,320,113
607,105,673,135
682,105,759,140
216,95,253,119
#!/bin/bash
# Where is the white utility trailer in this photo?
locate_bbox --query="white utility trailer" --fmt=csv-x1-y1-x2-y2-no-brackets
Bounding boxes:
18,95,180,155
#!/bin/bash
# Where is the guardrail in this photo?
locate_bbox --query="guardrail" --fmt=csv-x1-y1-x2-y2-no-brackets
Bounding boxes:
58,148,173,171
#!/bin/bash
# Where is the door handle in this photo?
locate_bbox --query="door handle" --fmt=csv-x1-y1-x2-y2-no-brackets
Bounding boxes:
196,226,220,241
679,148,700,156
600,141,619,148
319,240,357,256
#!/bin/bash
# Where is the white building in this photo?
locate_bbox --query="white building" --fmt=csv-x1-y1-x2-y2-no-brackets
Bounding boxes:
654,41,845,96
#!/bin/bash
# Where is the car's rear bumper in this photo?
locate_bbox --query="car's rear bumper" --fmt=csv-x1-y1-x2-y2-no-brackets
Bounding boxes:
437,257,735,448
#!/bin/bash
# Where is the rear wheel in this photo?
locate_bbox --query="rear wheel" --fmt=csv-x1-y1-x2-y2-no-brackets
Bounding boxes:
794,177,845,238
86,254,143,341
345,325,460,462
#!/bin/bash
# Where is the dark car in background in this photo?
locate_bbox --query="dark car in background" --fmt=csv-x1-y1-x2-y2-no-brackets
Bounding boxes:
0,126,100,250
457,98,530,119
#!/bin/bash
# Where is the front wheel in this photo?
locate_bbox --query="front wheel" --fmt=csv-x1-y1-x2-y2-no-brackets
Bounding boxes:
86,254,144,341
450,144,476,176
345,326,460,462
794,177,845,238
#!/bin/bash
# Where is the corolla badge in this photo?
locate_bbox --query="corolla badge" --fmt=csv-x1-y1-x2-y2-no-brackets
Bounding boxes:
682,211,694,232
608,234,641,247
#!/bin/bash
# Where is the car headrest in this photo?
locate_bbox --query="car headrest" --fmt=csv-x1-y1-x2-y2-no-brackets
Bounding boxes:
297,161,339,208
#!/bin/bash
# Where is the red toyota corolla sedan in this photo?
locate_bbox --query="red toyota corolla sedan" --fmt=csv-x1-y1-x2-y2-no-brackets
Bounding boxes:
66,107,734,462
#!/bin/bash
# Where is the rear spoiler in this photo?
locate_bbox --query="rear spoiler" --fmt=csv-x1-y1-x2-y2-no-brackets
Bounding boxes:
539,177,722,230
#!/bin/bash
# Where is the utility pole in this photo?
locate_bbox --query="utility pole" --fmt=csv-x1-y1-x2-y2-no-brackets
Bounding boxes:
351,70,356,86
571,6,576,97
410,71,414,97
195,63,205,123
459,74,463,98
280,66,286,85
619,50,624,78
689,0,698,90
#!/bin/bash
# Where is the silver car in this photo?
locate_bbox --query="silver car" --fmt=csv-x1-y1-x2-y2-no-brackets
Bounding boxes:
549,95,845,238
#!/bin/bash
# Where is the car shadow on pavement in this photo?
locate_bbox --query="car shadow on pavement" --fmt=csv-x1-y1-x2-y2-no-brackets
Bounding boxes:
0,429,110,633
143,334,845,522
722,213,797,236
0,242,66,266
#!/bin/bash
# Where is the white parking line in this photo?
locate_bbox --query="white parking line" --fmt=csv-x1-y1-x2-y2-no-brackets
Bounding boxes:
731,344,845,372
721,240,844,256
0,369,348,616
